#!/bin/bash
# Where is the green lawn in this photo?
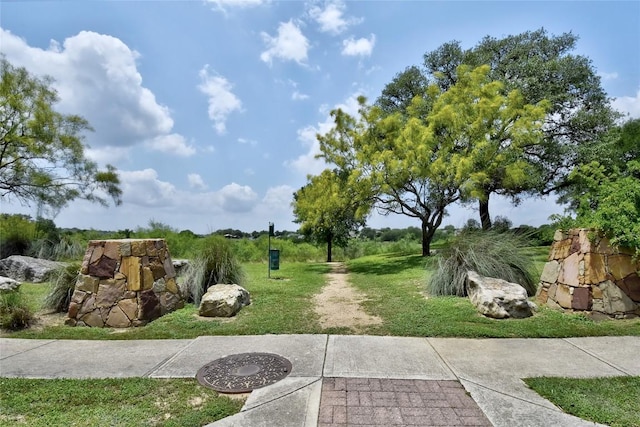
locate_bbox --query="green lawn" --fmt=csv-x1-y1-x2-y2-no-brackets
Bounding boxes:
4,252,639,339
525,376,640,427
3,252,639,426
0,377,243,427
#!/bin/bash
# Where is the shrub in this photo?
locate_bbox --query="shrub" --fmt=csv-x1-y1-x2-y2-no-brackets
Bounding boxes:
43,263,81,313
0,291,33,330
427,230,538,297
180,236,246,305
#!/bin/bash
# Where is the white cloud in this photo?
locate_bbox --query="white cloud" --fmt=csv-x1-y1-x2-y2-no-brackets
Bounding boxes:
292,90,310,101
612,89,640,119
120,169,178,208
0,29,188,165
146,134,196,156
237,137,258,147
260,21,309,65
262,185,295,209
188,173,207,190
218,183,258,213
198,66,243,134
341,34,376,57
205,0,266,12
308,1,362,35
286,93,362,175
599,71,619,81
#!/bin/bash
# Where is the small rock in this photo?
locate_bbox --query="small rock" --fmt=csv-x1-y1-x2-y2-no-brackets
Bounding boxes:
466,271,535,319
0,276,21,293
199,284,250,317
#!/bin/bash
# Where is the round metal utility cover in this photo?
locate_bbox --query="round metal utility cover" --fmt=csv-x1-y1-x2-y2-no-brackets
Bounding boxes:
196,352,292,393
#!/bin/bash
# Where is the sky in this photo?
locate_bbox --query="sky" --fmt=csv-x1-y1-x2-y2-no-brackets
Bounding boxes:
1,0,639,234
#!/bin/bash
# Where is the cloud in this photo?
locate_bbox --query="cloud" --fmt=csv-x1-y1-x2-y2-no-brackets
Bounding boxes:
260,21,309,65
0,29,188,163
292,90,310,101
612,89,640,119
198,65,243,134
262,185,295,209
341,34,376,57
218,183,258,212
237,137,258,146
146,134,196,156
205,0,266,12
120,169,178,208
599,71,619,81
286,93,362,175
308,0,362,35
188,173,207,190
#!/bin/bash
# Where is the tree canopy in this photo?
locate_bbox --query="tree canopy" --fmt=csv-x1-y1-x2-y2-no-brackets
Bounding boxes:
379,28,617,229
0,58,122,215
319,65,547,256
292,169,368,262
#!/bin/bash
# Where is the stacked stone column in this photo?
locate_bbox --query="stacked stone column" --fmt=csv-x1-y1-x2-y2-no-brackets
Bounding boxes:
66,239,184,327
537,229,640,318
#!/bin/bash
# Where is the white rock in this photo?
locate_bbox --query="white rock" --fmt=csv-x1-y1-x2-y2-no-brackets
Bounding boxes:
198,284,250,317
466,271,535,319
0,276,21,293
0,255,66,282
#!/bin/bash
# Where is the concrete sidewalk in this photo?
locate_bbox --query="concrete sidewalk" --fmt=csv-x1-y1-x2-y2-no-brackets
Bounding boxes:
1,335,638,426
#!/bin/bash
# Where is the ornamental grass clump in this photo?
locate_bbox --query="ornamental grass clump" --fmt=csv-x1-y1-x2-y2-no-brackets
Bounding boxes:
0,291,33,330
43,263,81,313
427,230,538,297
180,235,245,305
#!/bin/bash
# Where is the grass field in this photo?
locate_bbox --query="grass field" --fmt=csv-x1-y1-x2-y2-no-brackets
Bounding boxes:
0,378,243,427
2,250,639,426
4,250,639,339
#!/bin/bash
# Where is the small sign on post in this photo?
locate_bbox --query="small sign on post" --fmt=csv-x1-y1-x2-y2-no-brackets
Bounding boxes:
269,249,280,270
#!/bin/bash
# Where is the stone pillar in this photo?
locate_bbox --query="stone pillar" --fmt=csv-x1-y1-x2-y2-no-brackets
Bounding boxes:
66,239,184,327
537,229,640,318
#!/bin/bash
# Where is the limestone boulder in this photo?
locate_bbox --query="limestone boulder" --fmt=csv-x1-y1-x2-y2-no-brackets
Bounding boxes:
466,271,535,319
0,255,66,282
199,284,250,317
0,276,21,293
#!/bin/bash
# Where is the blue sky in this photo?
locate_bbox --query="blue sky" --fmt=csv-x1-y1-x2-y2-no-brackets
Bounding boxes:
1,0,639,234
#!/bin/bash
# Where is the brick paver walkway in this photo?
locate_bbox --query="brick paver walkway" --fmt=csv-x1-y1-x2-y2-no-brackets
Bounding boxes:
318,378,492,426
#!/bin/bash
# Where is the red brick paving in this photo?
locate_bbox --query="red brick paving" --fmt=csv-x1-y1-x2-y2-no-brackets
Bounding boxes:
318,378,492,426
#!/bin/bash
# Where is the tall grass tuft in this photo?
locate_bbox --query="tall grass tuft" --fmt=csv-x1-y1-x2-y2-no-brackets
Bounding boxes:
0,291,33,330
427,231,538,297
43,263,81,313
180,236,246,305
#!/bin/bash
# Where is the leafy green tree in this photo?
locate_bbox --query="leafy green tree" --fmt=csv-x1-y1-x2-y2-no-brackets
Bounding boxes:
321,66,546,256
292,169,368,262
564,119,640,252
380,29,617,229
0,58,122,214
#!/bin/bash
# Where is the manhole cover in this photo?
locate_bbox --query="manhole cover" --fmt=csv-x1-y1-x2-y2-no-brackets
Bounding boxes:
196,352,292,393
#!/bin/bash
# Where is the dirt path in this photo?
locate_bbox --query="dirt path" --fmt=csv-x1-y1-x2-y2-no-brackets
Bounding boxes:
312,262,382,331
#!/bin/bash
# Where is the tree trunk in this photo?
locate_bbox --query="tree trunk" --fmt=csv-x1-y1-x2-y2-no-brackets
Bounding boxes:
421,220,434,257
479,196,491,230
326,234,333,262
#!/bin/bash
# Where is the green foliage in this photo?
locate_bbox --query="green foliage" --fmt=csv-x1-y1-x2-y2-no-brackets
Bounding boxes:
0,213,36,258
0,58,122,212
525,376,640,427
180,236,246,305
0,290,33,330
0,377,243,427
428,231,538,297
293,169,369,262
559,119,640,253
43,263,80,313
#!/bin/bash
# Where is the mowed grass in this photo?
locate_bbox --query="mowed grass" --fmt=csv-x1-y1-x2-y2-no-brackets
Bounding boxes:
5,262,329,340
0,377,243,427
525,376,640,427
3,251,640,339
345,252,640,338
